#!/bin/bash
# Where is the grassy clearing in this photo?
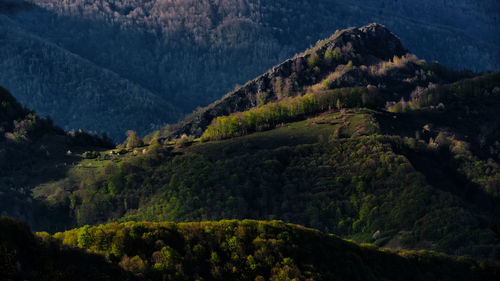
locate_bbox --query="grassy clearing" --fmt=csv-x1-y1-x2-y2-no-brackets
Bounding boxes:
185,109,377,159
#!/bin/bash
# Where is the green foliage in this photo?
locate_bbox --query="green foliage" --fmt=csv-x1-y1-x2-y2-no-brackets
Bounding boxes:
3,1,498,140
18,85,499,259
83,150,100,159
0,217,133,280
346,60,353,70
48,220,499,281
387,72,500,112
324,48,342,64
307,53,321,68
44,107,497,259
157,23,473,139
0,86,114,231
126,130,144,150
78,225,93,248
1,54,499,273
201,87,376,140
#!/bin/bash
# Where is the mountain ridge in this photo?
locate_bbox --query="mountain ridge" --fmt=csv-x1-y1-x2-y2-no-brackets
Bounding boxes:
0,14,181,140
1,0,498,140
163,23,456,138
1,217,499,280
0,24,499,263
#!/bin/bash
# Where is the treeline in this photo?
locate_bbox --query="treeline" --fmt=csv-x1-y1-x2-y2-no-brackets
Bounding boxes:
0,87,114,151
201,87,379,140
0,20,180,140
3,217,499,281
0,217,134,280
43,109,499,259
0,87,114,232
48,219,500,281
387,71,500,113
3,0,497,141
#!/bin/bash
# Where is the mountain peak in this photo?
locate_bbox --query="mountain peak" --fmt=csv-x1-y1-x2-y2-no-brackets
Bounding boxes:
308,22,407,63
166,23,409,137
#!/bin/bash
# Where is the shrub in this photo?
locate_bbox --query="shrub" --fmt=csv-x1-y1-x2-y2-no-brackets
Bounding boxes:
83,151,100,159
119,255,147,275
307,53,321,68
176,134,194,147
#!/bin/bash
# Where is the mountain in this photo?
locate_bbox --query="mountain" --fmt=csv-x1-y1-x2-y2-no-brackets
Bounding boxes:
165,23,468,137
3,23,495,262
0,12,180,140
1,0,498,139
1,218,499,281
0,85,114,231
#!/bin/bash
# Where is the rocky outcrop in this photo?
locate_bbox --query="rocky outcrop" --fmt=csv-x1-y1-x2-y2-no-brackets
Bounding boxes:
171,23,407,137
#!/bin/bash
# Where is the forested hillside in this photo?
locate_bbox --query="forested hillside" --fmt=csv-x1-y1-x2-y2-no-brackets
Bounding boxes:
1,23,499,269
165,23,473,137
0,0,498,139
0,14,180,140
0,86,114,231
1,218,498,281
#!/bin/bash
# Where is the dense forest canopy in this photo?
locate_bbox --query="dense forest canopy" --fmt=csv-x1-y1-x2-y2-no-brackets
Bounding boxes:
1,218,499,281
0,0,498,139
0,86,114,231
0,22,499,280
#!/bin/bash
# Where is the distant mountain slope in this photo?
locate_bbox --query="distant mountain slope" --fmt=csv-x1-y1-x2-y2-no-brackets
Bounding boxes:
0,15,180,140
0,0,497,139
1,218,498,281
26,0,499,72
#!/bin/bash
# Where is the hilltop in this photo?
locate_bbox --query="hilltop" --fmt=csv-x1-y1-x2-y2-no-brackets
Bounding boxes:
1,218,499,280
1,0,498,139
1,24,499,262
164,23,467,137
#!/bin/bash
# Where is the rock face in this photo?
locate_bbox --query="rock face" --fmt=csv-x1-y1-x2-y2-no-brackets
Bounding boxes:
2,1,498,139
172,23,407,137
333,23,407,61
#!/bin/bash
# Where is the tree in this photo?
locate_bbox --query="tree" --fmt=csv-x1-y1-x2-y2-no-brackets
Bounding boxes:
307,53,321,68
125,130,143,149
77,225,93,248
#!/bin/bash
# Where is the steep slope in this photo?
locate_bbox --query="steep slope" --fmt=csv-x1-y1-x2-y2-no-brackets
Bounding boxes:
5,25,500,260
166,23,469,137
1,218,498,281
0,217,133,281
26,0,500,72
0,86,114,231
0,15,180,140
1,1,498,139
31,73,500,258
